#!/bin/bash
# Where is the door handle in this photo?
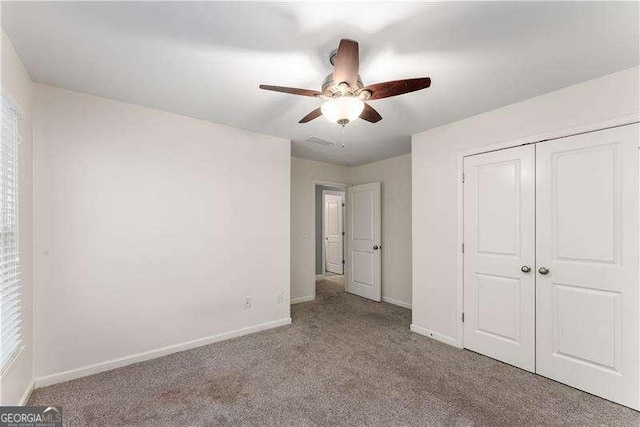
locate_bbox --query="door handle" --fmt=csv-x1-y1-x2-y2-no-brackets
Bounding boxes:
520,265,531,273
373,245,380,250
538,267,550,275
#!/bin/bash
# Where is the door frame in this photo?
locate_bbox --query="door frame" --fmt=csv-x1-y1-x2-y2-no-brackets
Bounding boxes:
322,190,345,277
312,180,349,296
455,113,639,349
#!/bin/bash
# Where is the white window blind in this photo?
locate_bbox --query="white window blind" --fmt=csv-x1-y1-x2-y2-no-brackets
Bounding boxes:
0,95,21,371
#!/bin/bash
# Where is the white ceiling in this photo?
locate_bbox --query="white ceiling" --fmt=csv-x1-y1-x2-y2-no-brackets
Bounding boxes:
2,2,638,166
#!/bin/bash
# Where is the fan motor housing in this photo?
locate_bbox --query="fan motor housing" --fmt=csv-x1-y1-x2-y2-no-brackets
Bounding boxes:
322,72,364,95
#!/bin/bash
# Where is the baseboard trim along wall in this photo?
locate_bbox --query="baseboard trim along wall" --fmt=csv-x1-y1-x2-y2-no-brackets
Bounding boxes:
35,317,292,388
382,296,412,310
410,324,459,348
18,381,34,406
290,295,315,305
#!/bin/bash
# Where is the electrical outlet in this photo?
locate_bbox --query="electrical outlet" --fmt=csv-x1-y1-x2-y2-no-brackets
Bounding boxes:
244,297,252,309
277,292,284,304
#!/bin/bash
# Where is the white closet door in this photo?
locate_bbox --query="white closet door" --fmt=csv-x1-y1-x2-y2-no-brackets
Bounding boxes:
536,123,639,409
463,145,536,372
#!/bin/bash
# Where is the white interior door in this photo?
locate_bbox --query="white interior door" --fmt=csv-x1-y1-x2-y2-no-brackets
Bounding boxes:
324,192,344,274
536,123,639,409
463,145,536,372
347,182,381,301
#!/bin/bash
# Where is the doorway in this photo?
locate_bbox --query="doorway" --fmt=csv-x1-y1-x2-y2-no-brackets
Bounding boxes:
315,184,346,293
323,190,345,276
312,180,382,302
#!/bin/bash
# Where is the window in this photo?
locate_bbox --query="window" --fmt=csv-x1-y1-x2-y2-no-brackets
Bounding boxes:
0,95,22,371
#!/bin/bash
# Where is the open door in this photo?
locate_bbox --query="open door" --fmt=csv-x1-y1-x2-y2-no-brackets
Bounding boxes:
324,191,344,274
346,182,381,301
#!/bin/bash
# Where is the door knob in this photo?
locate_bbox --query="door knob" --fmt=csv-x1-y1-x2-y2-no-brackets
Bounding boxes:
520,265,531,273
373,245,379,250
538,267,550,275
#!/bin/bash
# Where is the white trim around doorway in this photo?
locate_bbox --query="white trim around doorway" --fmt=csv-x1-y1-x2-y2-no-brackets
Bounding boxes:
322,189,345,278
312,180,349,300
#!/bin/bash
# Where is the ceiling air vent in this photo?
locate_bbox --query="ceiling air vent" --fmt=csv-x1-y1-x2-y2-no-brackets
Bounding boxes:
305,136,335,147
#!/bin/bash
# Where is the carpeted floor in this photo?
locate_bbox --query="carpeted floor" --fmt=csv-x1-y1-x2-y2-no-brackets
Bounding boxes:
322,273,345,285
30,279,639,426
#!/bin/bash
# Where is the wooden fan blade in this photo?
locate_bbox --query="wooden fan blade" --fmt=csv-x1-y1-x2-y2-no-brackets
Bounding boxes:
299,108,323,123
360,103,382,123
333,39,359,90
259,85,321,97
363,77,431,100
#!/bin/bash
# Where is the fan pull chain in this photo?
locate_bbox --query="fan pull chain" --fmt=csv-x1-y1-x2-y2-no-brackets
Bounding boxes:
340,124,346,148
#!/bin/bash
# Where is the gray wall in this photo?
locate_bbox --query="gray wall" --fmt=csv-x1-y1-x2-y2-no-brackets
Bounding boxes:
315,185,344,274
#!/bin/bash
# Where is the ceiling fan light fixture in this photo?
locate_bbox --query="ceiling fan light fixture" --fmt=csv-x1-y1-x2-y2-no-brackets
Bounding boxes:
259,38,431,126
321,96,364,125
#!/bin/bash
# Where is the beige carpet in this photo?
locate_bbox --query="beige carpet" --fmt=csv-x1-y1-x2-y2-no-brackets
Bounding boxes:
29,280,639,425
322,273,345,285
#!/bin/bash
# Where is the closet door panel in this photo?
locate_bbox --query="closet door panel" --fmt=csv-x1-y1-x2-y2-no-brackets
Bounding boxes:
463,144,536,372
536,123,639,410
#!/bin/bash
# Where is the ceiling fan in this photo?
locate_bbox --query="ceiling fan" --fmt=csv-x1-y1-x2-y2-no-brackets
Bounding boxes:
259,39,431,126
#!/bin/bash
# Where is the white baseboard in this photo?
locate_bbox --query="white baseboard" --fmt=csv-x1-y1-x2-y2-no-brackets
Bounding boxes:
382,296,412,309
315,274,324,281
410,324,459,348
18,380,34,406
290,295,315,304
35,317,292,388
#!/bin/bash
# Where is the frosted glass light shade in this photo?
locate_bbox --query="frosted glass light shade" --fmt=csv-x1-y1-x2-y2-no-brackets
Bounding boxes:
321,96,365,124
